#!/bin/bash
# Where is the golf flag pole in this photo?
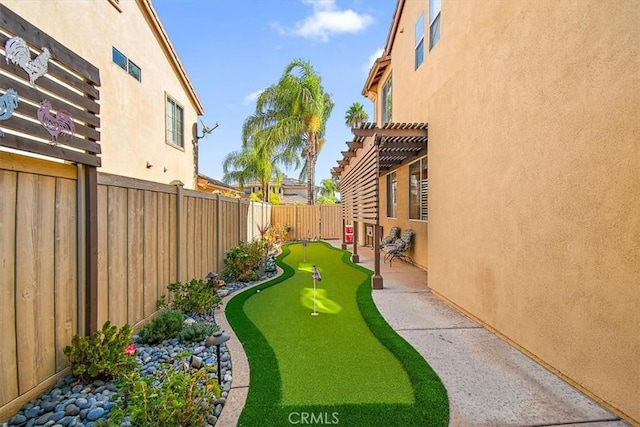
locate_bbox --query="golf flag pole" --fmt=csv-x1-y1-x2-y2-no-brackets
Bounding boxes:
312,265,322,316
302,237,307,262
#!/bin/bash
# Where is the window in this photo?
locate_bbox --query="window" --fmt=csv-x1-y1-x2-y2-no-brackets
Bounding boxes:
128,60,141,81
382,74,392,124
166,96,184,148
112,47,141,82
415,13,425,69
429,0,441,50
112,47,127,71
409,157,428,221
387,171,397,218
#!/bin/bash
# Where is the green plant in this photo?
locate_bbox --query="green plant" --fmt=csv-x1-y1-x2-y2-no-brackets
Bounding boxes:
222,240,264,282
265,223,289,244
159,278,221,315
178,322,220,345
137,309,184,345
63,321,138,382
104,362,221,427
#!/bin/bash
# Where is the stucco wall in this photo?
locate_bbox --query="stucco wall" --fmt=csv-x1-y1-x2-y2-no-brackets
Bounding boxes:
2,0,199,188
375,0,640,422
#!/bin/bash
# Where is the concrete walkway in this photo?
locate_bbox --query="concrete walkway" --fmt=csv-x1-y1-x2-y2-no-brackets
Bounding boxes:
216,241,630,426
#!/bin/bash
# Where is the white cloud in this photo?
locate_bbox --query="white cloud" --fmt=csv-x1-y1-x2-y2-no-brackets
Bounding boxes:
274,0,374,42
363,47,384,73
243,89,264,105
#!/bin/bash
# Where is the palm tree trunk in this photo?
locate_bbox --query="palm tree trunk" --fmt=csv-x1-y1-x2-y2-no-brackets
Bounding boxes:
307,134,316,205
261,178,269,203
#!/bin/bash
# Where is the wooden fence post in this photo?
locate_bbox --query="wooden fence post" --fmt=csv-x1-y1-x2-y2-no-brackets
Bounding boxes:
238,198,242,243
216,194,222,272
76,164,99,335
77,164,87,335
85,166,98,334
175,182,184,283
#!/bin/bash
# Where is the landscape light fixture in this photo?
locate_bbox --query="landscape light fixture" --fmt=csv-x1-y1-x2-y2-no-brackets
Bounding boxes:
205,271,218,286
206,330,231,385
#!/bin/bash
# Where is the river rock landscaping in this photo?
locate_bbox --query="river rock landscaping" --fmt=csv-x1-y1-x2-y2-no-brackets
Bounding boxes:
2,274,275,427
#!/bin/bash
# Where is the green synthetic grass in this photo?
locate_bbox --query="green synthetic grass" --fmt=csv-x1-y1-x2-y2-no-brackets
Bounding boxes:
226,241,449,426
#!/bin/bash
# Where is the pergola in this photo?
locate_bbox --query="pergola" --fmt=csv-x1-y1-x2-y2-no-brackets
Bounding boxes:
335,122,428,289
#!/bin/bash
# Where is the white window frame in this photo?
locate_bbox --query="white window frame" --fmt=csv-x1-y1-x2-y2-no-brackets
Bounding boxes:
387,171,397,218
429,0,441,50
381,74,392,124
409,157,428,221
112,47,141,82
166,95,184,149
415,12,425,69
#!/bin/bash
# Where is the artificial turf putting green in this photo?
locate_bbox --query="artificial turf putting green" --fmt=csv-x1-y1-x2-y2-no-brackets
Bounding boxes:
226,241,449,426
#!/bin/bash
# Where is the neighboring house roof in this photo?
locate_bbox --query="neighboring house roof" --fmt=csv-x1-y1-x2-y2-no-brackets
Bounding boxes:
244,176,317,189
197,173,242,196
139,0,204,115
281,194,310,205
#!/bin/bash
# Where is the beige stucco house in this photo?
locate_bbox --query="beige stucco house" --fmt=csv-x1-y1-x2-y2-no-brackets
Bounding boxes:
2,0,205,188
337,0,639,424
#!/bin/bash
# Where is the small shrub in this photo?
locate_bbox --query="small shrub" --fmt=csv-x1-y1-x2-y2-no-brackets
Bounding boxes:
179,323,220,345
159,278,221,315
104,363,221,427
222,240,264,282
137,310,184,345
265,223,289,244
63,321,137,382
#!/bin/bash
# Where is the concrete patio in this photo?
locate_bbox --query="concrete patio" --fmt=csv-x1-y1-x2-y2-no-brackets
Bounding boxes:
215,240,630,426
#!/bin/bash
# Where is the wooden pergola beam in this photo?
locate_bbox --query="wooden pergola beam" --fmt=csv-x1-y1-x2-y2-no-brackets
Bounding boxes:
378,150,422,158
352,127,427,138
341,151,357,158
347,141,363,150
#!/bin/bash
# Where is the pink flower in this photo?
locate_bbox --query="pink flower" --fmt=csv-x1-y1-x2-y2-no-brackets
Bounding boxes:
124,344,136,356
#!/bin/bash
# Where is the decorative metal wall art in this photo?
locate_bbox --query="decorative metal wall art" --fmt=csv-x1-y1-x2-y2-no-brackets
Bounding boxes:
0,88,19,136
37,99,75,143
5,36,50,86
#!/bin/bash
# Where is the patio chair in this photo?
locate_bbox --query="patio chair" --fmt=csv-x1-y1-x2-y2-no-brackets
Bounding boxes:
381,226,401,246
383,229,415,266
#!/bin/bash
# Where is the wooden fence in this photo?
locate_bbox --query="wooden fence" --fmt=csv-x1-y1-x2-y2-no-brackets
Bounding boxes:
0,152,80,416
96,173,271,329
0,157,271,419
271,204,342,240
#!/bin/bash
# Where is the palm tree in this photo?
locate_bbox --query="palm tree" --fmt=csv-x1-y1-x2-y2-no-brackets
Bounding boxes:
344,102,369,129
243,59,334,205
222,144,280,203
317,177,338,204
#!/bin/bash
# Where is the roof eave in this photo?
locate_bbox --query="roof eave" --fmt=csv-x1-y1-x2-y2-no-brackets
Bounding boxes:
139,0,205,115
384,0,406,58
361,56,391,97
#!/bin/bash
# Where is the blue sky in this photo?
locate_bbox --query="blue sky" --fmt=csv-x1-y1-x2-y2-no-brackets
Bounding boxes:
153,0,396,184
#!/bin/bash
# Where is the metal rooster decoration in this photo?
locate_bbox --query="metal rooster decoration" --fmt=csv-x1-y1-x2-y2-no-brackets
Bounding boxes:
0,88,19,137
37,99,75,143
5,36,50,86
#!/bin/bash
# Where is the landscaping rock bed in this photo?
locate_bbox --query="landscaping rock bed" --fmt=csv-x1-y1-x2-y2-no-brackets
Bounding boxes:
3,275,275,427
